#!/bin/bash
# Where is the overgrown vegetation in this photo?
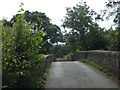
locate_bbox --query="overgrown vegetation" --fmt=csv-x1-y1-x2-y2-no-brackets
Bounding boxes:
61,0,120,53
1,0,120,88
3,9,63,55
104,0,120,51
51,0,120,62
56,53,73,61
2,3,56,88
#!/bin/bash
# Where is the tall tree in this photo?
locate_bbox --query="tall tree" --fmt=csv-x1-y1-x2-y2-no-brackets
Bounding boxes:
103,0,120,80
2,3,46,87
3,10,63,54
64,31,81,53
104,0,120,51
104,28,118,50
86,24,108,50
63,2,101,50
62,2,96,50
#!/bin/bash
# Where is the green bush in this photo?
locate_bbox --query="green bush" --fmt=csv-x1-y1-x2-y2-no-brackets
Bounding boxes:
65,53,74,61
2,4,49,88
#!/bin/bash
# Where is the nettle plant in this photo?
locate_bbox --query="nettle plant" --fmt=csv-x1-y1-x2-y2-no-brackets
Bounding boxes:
2,3,46,87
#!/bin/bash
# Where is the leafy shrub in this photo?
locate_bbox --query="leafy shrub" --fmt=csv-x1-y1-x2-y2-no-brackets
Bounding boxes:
2,3,49,88
64,53,74,61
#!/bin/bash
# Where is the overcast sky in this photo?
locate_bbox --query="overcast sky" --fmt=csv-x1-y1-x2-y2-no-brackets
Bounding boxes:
0,0,113,29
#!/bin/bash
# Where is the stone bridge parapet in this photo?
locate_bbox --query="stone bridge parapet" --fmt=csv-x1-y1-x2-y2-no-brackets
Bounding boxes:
73,50,120,80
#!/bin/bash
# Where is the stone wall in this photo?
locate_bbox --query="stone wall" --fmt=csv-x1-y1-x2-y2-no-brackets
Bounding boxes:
45,54,56,63
73,50,120,79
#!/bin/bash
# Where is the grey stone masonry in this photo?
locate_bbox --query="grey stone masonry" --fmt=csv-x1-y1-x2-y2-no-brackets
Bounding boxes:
73,50,120,80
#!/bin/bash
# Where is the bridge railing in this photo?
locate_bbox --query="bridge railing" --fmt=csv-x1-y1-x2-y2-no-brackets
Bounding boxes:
73,50,120,80
39,54,56,75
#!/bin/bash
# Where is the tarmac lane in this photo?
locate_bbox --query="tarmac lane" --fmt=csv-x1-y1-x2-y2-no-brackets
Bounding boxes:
45,61,119,88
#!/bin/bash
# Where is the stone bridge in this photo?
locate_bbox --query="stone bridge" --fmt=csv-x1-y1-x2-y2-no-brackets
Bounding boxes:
45,51,120,88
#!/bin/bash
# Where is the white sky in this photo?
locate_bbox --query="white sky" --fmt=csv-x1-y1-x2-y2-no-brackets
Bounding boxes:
0,0,113,30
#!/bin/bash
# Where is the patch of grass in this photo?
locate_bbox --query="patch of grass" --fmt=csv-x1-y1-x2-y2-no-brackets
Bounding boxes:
56,53,74,62
56,57,68,61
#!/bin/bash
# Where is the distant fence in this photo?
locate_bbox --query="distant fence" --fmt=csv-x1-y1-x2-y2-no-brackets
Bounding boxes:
73,50,120,80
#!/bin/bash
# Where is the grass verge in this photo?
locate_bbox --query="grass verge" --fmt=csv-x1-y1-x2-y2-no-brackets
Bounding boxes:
84,59,118,81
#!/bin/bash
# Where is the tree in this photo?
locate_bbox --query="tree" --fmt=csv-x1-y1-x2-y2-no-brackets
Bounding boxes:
64,31,81,53
104,28,118,50
62,1,96,50
2,3,47,87
104,0,120,51
103,0,120,80
3,10,63,54
86,24,108,50
52,44,68,58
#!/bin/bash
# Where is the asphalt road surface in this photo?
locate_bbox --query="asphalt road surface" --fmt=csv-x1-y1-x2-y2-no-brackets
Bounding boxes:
45,61,118,88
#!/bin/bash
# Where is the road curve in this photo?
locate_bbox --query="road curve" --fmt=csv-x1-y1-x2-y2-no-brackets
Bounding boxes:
45,61,118,88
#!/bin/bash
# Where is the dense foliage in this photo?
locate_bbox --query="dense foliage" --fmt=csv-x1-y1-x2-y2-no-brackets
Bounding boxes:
104,0,120,51
52,44,68,58
62,1,109,53
52,1,119,59
3,10,63,54
2,0,120,88
2,3,56,88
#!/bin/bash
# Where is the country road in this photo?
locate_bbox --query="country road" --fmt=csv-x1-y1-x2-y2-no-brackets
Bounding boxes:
45,61,118,88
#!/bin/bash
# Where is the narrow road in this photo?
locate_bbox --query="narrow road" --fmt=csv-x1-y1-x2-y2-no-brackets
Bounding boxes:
45,61,118,88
